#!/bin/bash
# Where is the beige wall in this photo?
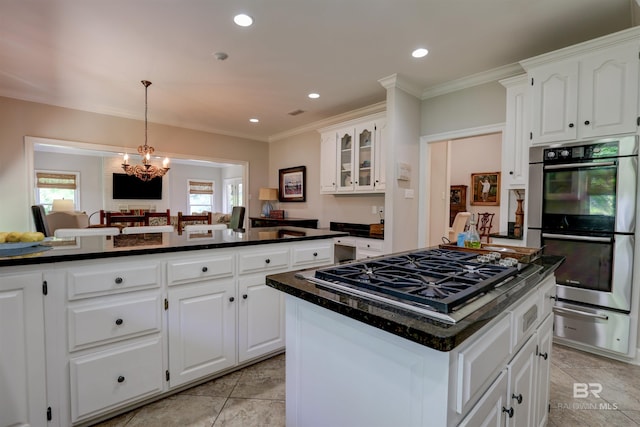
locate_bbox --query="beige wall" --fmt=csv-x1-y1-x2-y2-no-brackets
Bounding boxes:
268,129,384,229
0,96,269,231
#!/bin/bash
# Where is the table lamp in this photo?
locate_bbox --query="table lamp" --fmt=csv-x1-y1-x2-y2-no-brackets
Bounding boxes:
258,188,278,217
52,199,75,212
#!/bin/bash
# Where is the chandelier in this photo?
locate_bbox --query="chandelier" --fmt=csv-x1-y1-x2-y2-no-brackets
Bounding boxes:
122,80,170,182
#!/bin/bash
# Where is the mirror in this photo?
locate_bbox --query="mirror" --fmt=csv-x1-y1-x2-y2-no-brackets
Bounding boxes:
26,136,248,226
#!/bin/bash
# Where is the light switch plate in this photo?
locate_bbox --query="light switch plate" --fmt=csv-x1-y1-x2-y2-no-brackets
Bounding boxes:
404,189,414,199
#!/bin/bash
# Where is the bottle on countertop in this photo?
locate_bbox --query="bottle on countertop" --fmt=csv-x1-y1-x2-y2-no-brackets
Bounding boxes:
464,214,481,249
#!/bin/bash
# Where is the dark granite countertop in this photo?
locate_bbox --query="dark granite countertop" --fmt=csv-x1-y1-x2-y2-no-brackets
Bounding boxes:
0,226,348,267
329,221,384,240
266,254,564,352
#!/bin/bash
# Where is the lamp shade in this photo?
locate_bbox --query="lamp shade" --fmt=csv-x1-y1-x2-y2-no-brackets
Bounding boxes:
258,187,278,201
52,199,75,212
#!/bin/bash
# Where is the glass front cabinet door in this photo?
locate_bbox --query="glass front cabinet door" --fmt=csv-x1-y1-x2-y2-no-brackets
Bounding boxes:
337,122,376,192
355,124,374,191
338,131,354,191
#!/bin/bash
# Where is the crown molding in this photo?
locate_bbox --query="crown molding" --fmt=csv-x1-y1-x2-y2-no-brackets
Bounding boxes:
421,63,524,100
378,74,423,98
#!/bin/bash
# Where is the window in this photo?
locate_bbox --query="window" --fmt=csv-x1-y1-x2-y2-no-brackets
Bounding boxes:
223,178,243,213
188,180,214,214
35,171,79,213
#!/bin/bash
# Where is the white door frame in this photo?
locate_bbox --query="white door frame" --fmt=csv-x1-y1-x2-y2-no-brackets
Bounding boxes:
418,123,505,247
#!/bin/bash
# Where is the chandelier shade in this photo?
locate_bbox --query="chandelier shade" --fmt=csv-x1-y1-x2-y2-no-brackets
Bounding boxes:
122,80,170,182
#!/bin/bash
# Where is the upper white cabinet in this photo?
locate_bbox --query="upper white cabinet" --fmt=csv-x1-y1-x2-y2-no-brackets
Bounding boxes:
500,75,529,188
319,113,386,194
522,29,640,145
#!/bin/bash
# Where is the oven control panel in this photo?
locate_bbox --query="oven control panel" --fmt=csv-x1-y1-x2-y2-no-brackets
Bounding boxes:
543,141,619,163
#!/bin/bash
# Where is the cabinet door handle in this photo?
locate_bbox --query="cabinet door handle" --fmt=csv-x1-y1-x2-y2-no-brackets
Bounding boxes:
584,120,590,125
229,296,235,302
512,393,523,404
114,277,123,285
117,375,125,383
502,407,514,418
313,252,318,257
242,294,248,299
538,352,548,360
265,258,271,264
115,318,123,326
568,123,574,128
202,266,208,272
509,171,514,175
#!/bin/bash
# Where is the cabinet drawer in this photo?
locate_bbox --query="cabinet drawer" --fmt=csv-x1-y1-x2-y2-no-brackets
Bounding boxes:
291,243,333,267
456,314,511,414
67,263,161,300
356,238,383,252
238,248,289,274
538,275,556,320
167,253,235,285
333,236,356,247
511,290,540,353
69,337,163,422
68,295,162,351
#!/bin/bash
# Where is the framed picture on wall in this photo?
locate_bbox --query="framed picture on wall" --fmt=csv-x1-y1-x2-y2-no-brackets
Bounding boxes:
470,172,500,206
279,166,306,202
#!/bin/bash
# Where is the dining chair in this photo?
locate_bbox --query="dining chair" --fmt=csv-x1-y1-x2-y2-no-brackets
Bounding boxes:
228,206,246,230
477,212,495,242
144,209,171,226
31,205,52,237
177,211,212,235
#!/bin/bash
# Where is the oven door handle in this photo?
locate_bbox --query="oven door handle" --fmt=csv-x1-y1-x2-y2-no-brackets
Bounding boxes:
553,306,609,321
544,161,616,170
542,233,613,243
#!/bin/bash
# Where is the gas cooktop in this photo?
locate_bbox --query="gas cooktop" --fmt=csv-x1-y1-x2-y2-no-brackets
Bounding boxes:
304,248,522,323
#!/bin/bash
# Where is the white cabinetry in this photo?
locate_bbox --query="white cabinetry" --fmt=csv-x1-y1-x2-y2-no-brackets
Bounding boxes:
64,260,164,424
0,272,47,427
523,31,639,145
332,236,386,260
500,75,529,189
319,113,386,194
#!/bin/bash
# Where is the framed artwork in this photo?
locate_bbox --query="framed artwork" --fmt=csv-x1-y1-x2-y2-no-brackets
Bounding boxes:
279,166,306,202
470,172,500,206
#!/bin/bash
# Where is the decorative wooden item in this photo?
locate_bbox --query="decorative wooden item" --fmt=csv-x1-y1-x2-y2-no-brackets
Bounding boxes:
449,185,467,227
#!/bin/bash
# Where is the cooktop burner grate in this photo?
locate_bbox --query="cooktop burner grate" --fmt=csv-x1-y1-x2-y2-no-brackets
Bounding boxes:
314,249,518,313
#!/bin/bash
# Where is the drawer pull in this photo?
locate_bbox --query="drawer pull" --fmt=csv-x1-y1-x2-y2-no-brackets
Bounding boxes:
512,393,523,404
502,407,514,418
242,294,248,299
538,352,548,360
202,266,208,273
584,120,590,125
117,375,125,383
114,277,123,285
229,296,235,302
115,318,123,326
313,252,318,257
265,258,271,264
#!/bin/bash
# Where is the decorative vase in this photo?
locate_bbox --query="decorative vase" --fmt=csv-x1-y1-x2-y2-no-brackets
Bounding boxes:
514,198,524,237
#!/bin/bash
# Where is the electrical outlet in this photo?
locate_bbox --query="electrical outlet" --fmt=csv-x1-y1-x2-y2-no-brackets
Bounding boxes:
371,205,377,214
378,207,384,214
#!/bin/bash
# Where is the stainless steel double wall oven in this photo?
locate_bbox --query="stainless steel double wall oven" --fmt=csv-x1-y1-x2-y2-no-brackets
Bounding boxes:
528,135,638,355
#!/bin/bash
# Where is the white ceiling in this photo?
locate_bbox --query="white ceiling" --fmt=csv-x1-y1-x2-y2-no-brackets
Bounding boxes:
1,0,638,142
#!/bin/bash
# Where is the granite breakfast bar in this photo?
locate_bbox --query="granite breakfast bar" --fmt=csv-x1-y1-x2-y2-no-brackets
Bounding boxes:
266,253,563,427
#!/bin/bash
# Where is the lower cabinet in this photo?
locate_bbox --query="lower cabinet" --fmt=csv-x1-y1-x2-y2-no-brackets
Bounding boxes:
69,337,163,422
167,278,237,388
459,371,508,427
0,272,47,427
238,275,285,363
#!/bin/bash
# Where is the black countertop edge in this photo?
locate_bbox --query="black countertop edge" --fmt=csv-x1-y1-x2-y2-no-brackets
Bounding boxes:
0,228,349,268
266,255,565,352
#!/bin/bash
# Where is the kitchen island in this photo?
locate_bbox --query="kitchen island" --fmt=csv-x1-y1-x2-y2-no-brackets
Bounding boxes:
266,251,562,427
0,226,345,427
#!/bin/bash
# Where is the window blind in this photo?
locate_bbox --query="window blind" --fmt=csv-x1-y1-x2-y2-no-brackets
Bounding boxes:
36,172,77,189
188,180,214,195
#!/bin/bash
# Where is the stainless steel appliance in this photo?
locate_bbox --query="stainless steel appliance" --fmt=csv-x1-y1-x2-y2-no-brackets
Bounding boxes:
528,135,637,355
298,248,536,324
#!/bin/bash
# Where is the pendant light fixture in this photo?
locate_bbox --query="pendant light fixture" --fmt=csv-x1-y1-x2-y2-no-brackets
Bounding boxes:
122,80,170,181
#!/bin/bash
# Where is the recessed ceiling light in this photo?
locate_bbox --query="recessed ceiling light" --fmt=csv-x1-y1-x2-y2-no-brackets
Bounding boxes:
412,48,429,58
249,118,259,123
308,93,320,99
234,14,253,27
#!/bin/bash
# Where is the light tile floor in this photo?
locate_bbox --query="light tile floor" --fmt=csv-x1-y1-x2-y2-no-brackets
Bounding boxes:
548,343,640,426
92,343,640,427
